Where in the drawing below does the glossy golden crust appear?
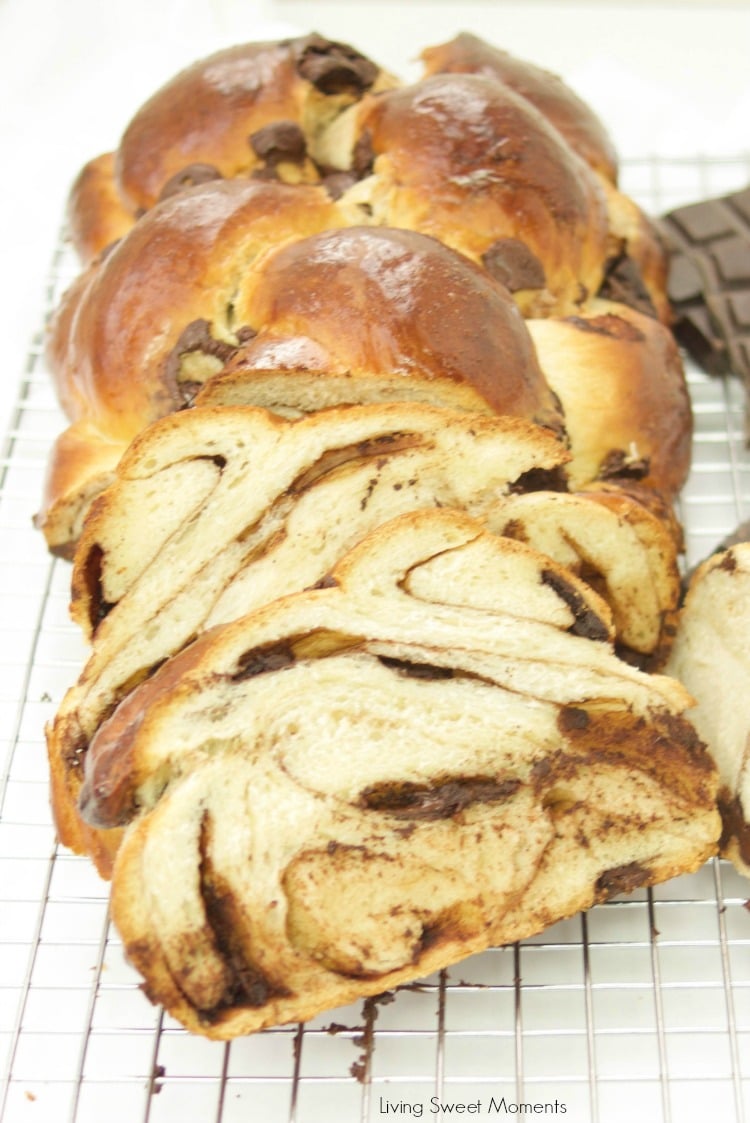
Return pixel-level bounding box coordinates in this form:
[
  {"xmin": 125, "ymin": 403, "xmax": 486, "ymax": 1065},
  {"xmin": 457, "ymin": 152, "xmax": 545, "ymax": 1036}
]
[
  {"xmin": 230, "ymin": 225, "xmax": 562, "ymax": 426},
  {"xmin": 66, "ymin": 153, "xmax": 136, "ymax": 266},
  {"xmin": 420, "ymin": 32, "xmax": 619, "ymax": 183},
  {"xmin": 48, "ymin": 179, "xmax": 344, "ymax": 432},
  {"xmin": 116, "ymin": 35, "xmax": 394, "ymax": 213},
  {"xmin": 354, "ymin": 72, "xmax": 611, "ymax": 315}
]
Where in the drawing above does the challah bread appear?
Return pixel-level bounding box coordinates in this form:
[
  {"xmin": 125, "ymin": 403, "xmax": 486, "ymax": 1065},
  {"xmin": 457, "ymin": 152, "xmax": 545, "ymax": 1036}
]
[
  {"xmin": 666, "ymin": 540, "xmax": 750, "ymax": 877},
  {"xmin": 77, "ymin": 509, "xmax": 718, "ymax": 1038},
  {"xmin": 47, "ymin": 402, "xmax": 569, "ymax": 874},
  {"xmin": 39, "ymin": 31, "xmax": 686, "ymax": 559}
]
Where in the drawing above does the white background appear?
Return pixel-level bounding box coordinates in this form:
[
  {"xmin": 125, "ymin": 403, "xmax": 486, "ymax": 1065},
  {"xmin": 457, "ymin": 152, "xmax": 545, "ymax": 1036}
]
[{"xmin": 1, "ymin": 0, "xmax": 749, "ymax": 451}]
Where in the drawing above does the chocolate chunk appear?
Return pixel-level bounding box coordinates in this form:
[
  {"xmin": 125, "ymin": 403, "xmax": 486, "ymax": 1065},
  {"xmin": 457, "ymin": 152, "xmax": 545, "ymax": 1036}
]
[
  {"xmin": 718, "ymin": 789, "xmax": 750, "ymax": 868},
  {"xmin": 509, "ymin": 465, "xmax": 569, "ymax": 494},
  {"xmin": 359, "ymin": 776, "xmax": 521, "ymax": 820},
  {"xmin": 481, "ymin": 238, "xmax": 546, "ymax": 292},
  {"xmin": 82, "ymin": 543, "xmax": 115, "ymax": 633},
  {"xmin": 595, "ymin": 861, "xmax": 650, "ymax": 898},
  {"xmin": 597, "ymin": 447, "xmax": 650, "ymax": 483},
  {"xmin": 158, "ymin": 163, "xmax": 223, "ymax": 202},
  {"xmin": 351, "ymin": 129, "xmax": 375, "ymax": 177},
  {"xmin": 231, "ymin": 642, "xmax": 296, "ymax": 681},
  {"xmin": 163, "ymin": 319, "xmax": 244, "ymax": 406},
  {"xmin": 558, "ymin": 706, "xmax": 590, "ymax": 733},
  {"xmin": 597, "ymin": 253, "xmax": 657, "ymax": 318},
  {"xmin": 249, "ymin": 121, "xmax": 307, "ymax": 165},
  {"xmin": 321, "ymin": 170, "xmax": 359, "ymax": 199},
  {"xmin": 295, "ymin": 34, "xmax": 379, "ymax": 95},
  {"xmin": 377, "ymin": 656, "xmax": 454, "ymax": 680},
  {"xmin": 541, "ymin": 568, "xmax": 610, "ymax": 642},
  {"xmin": 660, "ymin": 186, "xmax": 750, "ymax": 393}
]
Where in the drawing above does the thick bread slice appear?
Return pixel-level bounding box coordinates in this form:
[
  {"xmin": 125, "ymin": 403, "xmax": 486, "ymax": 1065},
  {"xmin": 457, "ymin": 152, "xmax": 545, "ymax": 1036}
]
[
  {"xmin": 198, "ymin": 297, "xmax": 691, "ymax": 501},
  {"xmin": 48, "ymin": 402, "xmax": 568, "ymax": 869},
  {"xmin": 666, "ymin": 542, "xmax": 750, "ymax": 877},
  {"xmin": 85, "ymin": 509, "xmax": 719, "ymax": 1038}
]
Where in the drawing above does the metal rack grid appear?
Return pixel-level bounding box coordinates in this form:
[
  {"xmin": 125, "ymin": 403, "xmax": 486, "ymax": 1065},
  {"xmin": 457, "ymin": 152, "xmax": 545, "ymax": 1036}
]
[{"xmin": 2, "ymin": 154, "xmax": 750, "ymax": 1123}]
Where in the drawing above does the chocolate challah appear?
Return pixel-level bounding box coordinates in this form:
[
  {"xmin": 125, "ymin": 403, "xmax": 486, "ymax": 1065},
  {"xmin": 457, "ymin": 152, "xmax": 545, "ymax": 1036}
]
[
  {"xmin": 83, "ymin": 510, "xmax": 717, "ymax": 1038},
  {"xmin": 40, "ymin": 31, "xmax": 722, "ymax": 1040},
  {"xmin": 37, "ymin": 31, "xmax": 689, "ymax": 557}
]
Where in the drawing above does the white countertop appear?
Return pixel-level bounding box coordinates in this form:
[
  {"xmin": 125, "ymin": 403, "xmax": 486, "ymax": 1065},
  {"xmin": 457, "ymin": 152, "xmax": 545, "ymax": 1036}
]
[{"xmin": 1, "ymin": 0, "xmax": 749, "ymax": 458}]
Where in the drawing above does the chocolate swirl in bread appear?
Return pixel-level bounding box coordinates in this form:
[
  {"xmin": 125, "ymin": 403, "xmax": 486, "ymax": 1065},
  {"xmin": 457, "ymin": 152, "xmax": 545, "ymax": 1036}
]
[{"xmin": 75, "ymin": 510, "xmax": 717, "ymax": 1037}]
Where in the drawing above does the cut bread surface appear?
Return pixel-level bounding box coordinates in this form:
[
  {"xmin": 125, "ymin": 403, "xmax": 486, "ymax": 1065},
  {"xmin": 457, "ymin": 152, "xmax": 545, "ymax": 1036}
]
[{"xmin": 73, "ymin": 509, "xmax": 719, "ymax": 1038}]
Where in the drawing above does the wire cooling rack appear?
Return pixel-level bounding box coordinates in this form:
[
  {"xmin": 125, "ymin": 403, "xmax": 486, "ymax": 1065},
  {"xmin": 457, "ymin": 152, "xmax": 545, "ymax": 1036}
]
[{"xmin": 2, "ymin": 154, "xmax": 750, "ymax": 1123}]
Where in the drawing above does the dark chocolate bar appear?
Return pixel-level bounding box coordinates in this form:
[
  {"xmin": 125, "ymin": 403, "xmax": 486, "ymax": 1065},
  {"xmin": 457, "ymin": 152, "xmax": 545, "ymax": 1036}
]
[{"xmin": 660, "ymin": 186, "xmax": 750, "ymax": 388}]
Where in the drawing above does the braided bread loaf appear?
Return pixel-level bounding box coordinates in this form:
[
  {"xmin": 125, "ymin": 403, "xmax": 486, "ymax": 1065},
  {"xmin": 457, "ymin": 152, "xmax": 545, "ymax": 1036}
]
[
  {"xmin": 41, "ymin": 32, "xmax": 720, "ymax": 1039},
  {"xmin": 36, "ymin": 32, "xmax": 690, "ymax": 557}
]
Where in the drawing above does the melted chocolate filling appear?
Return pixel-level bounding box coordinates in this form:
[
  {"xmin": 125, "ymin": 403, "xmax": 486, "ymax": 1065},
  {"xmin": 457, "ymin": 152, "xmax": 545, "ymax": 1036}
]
[
  {"xmin": 541, "ymin": 568, "xmax": 610, "ymax": 641},
  {"xmin": 249, "ymin": 121, "xmax": 307, "ymax": 165},
  {"xmin": 294, "ymin": 34, "xmax": 379, "ymax": 95},
  {"xmin": 230, "ymin": 641, "xmax": 296, "ymax": 682},
  {"xmin": 597, "ymin": 447, "xmax": 650, "ymax": 483},
  {"xmin": 163, "ymin": 319, "xmax": 256, "ymax": 407},
  {"xmin": 481, "ymin": 238, "xmax": 546, "ymax": 292},
  {"xmin": 158, "ymin": 163, "xmax": 224, "ymax": 203},
  {"xmin": 595, "ymin": 861, "xmax": 651, "ymax": 898},
  {"xmin": 198, "ymin": 813, "xmax": 289, "ymax": 1018},
  {"xmin": 718, "ymin": 790, "xmax": 750, "ymax": 867},
  {"xmin": 377, "ymin": 656, "xmax": 454, "ymax": 680},
  {"xmin": 359, "ymin": 776, "xmax": 521, "ymax": 821},
  {"xmin": 83, "ymin": 543, "xmax": 115, "ymax": 633}
]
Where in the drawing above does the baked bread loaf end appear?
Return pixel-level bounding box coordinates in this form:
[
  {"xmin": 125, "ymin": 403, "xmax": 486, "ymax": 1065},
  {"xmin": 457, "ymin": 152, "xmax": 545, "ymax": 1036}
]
[{"xmin": 666, "ymin": 539, "xmax": 750, "ymax": 877}]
